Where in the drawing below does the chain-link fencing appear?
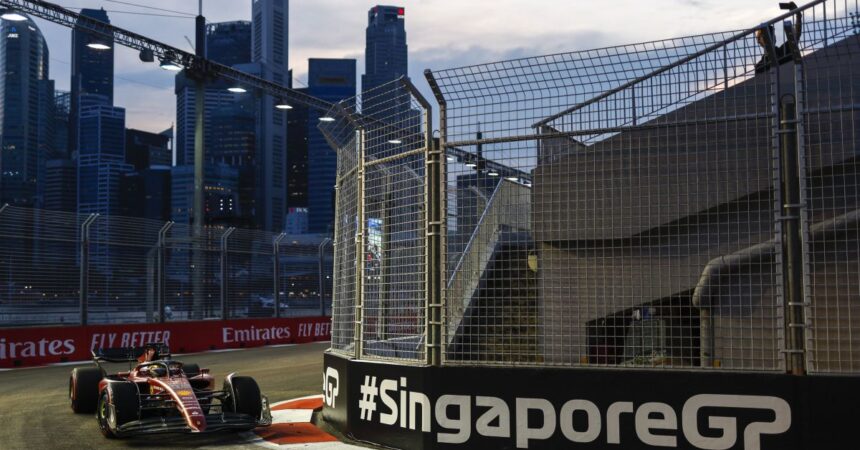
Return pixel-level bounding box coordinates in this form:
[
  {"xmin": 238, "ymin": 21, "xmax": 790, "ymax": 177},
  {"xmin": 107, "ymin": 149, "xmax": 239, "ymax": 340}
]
[
  {"xmin": 321, "ymin": 78, "xmax": 431, "ymax": 363},
  {"xmin": 326, "ymin": 0, "xmax": 860, "ymax": 374},
  {"xmin": 0, "ymin": 205, "xmax": 333, "ymax": 326},
  {"xmin": 423, "ymin": 0, "xmax": 860, "ymax": 372}
]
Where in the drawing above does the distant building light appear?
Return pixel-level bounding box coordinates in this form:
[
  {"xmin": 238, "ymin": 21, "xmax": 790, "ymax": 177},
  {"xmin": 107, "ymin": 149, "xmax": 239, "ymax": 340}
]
[
  {"xmin": 319, "ymin": 116, "xmax": 335, "ymax": 122},
  {"xmin": 488, "ymin": 171, "xmax": 499, "ymax": 177},
  {"xmin": 275, "ymin": 102, "xmax": 293, "ymax": 110},
  {"xmin": 505, "ymin": 176, "xmax": 518, "ymax": 182},
  {"xmin": 465, "ymin": 162, "xmax": 477, "ymax": 168},
  {"xmin": 228, "ymin": 86, "xmax": 247, "ymax": 93},
  {"xmin": 388, "ymin": 139, "xmax": 402, "ymax": 144},
  {"xmin": 446, "ymin": 156, "xmax": 455, "ymax": 162}
]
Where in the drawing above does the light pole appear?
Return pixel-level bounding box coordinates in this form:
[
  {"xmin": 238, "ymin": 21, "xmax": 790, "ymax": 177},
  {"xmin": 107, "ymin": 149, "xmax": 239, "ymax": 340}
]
[{"xmin": 191, "ymin": 0, "xmax": 206, "ymax": 319}]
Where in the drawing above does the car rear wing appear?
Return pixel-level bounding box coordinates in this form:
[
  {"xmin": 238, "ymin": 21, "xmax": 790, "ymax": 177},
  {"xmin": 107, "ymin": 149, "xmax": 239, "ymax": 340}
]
[{"xmin": 92, "ymin": 343, "xmax": 171, "ymax": 373}]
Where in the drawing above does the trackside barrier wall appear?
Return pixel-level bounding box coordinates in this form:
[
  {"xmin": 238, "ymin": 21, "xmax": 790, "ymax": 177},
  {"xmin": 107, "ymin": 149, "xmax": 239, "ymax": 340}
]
[{"xmin": 0, "ymin": 316, "xmax": 331, "ymax": 368}]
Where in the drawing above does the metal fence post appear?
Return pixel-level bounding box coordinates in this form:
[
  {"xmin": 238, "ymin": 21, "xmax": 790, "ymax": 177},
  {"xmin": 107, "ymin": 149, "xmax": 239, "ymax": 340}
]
[
  {"xmin": 157, "ymin": 222, "xmax": 173, "ymax": 323},
  {"xmin": 424, "ymin": 70, "xmax": 447, "ymax": 366},
  {"xmin": 354, "ymin": 129, "xmax": 366, "ymax": 360},
  {"xmin": 220, "ymin": 227, "xmax": 235, "ymax": 320},
  {"xmin": 319, "ymin": 237, "xmax": 332, "ymax": 317},
  {"xmin": 273, "ymin": 232, "xmax": 286, "ymax": 318},
  {"xmin": 767, "ymin": 19, "xmax": 806, "ymax": 375},
  {"xmin": 780, "ymin": 94, "xmax": 806, "ymax": 375},
  {"xmin": 79, "ymin": 214, "xmax": 98, "ymax": 326}
]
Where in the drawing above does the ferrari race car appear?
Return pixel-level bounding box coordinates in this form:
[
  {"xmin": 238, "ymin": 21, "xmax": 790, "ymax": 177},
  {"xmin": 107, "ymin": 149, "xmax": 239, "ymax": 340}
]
[{"xmin": 68, "ymin": 343, "xmax": 272, "ymax": 438}]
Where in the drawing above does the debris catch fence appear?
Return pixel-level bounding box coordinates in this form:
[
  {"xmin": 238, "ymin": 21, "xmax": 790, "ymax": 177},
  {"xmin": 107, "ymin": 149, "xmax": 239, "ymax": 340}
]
[
  {"xmin": 0, "ymin": 206, "xmax": 333, "ymax": 326},
  {"xmin": 327, "ymin": 0, "xmax": 860, "ymax": 374}
]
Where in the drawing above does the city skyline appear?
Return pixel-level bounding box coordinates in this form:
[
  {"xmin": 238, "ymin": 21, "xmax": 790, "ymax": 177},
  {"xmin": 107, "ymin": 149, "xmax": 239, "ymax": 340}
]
[{"xmin": 24, "ymin": 0, "xmax": 784, "ymax": 133}]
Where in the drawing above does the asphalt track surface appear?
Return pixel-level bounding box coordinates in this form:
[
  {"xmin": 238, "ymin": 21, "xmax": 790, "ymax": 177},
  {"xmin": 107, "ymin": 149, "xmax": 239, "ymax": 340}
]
[{"xmin": 0, "ymin": 342, "xmax": 331, "ymax": 450}]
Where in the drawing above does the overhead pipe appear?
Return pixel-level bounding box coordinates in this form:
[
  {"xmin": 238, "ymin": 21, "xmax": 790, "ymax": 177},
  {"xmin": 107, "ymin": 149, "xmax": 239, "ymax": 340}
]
[{"xmin": 694, "ymin": 209, "xmax": 860, "ymax": 368}]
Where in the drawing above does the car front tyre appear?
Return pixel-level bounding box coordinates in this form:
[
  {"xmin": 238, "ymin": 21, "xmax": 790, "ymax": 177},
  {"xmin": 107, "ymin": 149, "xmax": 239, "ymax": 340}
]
[
  {"xmin": 97, "ymin": 390, "xmax": 119, "ymax": 438},
  {"xmin": 224, "ymin": 376, "xmax": 262, "ymax": 431},
  {"xmin": 97, "ymin": 383, "xmax": 139, "ymax": 439}
]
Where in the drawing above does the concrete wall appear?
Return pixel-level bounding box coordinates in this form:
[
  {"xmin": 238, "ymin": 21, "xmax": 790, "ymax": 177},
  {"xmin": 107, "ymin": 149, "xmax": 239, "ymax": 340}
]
[{"xmin": 532, "ymin": 35, "xmax": 860, "ymax": 368}]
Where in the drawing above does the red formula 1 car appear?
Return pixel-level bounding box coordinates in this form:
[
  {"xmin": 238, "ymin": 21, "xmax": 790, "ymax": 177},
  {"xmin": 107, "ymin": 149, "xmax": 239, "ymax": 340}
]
[{"xmin": 68, "ymin": 343, "xmax": 271, "ymax": 438}]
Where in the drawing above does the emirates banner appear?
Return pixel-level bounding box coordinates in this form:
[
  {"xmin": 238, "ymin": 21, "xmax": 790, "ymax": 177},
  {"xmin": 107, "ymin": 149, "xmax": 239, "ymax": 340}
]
[{"xmin": 0, "ymin": 316, "xmax": 331, "ymax": 368}]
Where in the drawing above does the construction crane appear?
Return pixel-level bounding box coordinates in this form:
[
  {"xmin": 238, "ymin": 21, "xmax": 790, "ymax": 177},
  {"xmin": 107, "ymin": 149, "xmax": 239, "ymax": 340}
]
[{"xmin": 0, "ymin": 0, "xmax": 335, "ymax": 113}]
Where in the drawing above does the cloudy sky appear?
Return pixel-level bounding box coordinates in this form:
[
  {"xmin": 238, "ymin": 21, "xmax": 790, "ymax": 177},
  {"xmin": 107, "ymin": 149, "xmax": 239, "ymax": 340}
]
[{"xmin": 31, "ymin": 0, "xmax": 786, "ymax": 132}]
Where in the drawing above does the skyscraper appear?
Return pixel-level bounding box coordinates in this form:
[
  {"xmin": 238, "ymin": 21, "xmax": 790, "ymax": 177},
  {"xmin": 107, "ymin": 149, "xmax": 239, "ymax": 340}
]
[
  {"xmin": 53, "ymin": 91, "xmax": 71, "ymax": 158},
  {"xmin": 175, "ymin": 20, "xmax": 252, "ymax": 167},
  {"xmin": 174, "ymin": 20, "xmax": 256, "ymax": 227},
  {"xmin": 70, "ymin": 8, "xmax": 113, "ymax": 158},
  {"xmin": 77, "ymin": 98, "xmax": 132, "ymax": 217},
  {"xmin": 174, "ymin": 75, "xmax": 241, "ymax": 167},
  {"xmin": 125, "ymin": 128, "xmax": 171, "ymax": 171},
  {"xmin": 171, "ymin": 163, "xmax": 240, "ymax": 227},
  {"xmin": 45, "ymin": 91, "xmax": 75, "ymax": 212},
  {"xmin": 252, "ymin": 0, "xmax": 289, "ymax": 231},
  {"xmin": 120, "ymin": 166, "xmax": 171, "ymax": 221},
  {"xmin": 306, "ymin": 59, "xmax": 356, "ymax": 233},
  {"xmin": 362, "ymin": 6, "xmax": 407, "ymax": 94},
  {"xmin": 44, "ymin": 159, "xmax": 77, "ymax": 212},
  {"xmin": 0, "ymin": 14, "xmax": 53, "ymax": 208},
  {"xmin": 207, "ymin": 21, "xmax": 252, "ymax": 66},
  {"xmin": 209, "ymin": 97, "xmax": 257, "ymax": 225},
  {"xmin": 286, "ymin": 86, "xmax": 309, "ymax": 209}
]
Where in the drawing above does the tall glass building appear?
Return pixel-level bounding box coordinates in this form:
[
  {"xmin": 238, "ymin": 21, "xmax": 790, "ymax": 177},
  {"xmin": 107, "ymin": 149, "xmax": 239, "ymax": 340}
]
[
  {"xmin": 77, "ymin": 97, "xmax": 131, "ymax": 217},
  {"xmin": 306, "ymin": 58, "xmax": 356, "ymax": 233},
  {"xmin": 251, "ymin": 0, "xmax": 290, "ymax": 231},
  {"xmin": 70, "ymin": 8, "xmax": 113, "ymax": 158},
  {"xmin": 286, "ymin": 86, "xmax": 309, "ymax": 209},
  {"xmin": 0, "ymin": 14, "xmax": 53, "ymax": 208},
  {"xmin": 207, "ymin": 21, "xmax": 252, "ymax": 67},
  {"xmin": 174, "ymin": 20, "xmax": 258, "ymax": 228},
  {"xmin": 362, "ymin": 6, "xmax": 407, "ymax": 95}
]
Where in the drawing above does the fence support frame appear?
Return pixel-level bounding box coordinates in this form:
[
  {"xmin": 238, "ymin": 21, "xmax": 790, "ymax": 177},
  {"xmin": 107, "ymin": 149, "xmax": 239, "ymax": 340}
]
[
  {"xmin": 273, "ymin": 232, "xmax": 287, "ymax": 318},
  {"xmin": 354, "ymin": 129, "xmax": 366, "ymax": 359},
  {"xmin": 423, "ymin": 71, "xmax": 446, "ymax": 367},
  {"xmin": 220, "ymin": 227, "xmax": 236, "ymax": 320},
  {"xmin": 319, "ymin": 237, "xmax": 332, "ymax": 317},
  {"xmin": 79, "ymin": 214, "xmax": 98, "ymax": 326},
  {"xmin": 157, "ymin": 221, "xmax": 174, "ymax": 323},
  {"xmin": 768, "ymin": 20, "xmax": 806, "ymax": 375}
]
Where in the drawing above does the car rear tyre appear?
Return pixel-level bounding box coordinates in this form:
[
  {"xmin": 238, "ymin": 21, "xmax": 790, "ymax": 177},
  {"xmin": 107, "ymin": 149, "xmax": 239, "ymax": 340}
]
[
  {"xmin": 224, "ymin": 376, "xmax": 262, "ymax": 426},
  {"xmin": 97, "ymin": 383, "xmax": 139, "ymax": 438},
  {"xmin": 69, "ymin": 367, "xmax": 102, "ymax": 414}
]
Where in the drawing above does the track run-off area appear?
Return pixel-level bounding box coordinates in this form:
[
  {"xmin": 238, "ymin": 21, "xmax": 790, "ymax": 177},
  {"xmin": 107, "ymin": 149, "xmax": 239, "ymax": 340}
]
[{"xmin": 0, "ymin": 342, "xmax": 354, "ymax": 450}]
